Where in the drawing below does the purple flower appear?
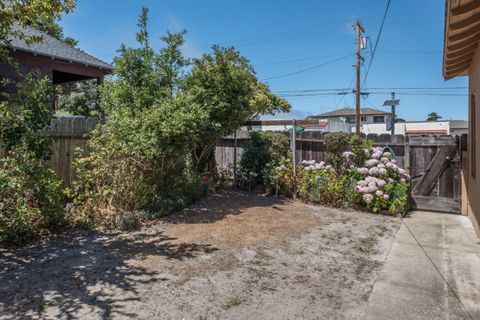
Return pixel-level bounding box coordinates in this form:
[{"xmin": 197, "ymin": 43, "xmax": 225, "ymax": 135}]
[
  {"xmin": 357, "ymin": 167, "xmax": 369, "ymax": 175},
  {"xmin": 371, "ymin": 151, "xmax": 383, "ymax": 160},
  {"xmin": 383, "ymin": 152, "xmax": 392, "ymax": 158},
  {"xmin": 383, "ymin": 194, "xmax": 390, "ymax": 200},
  {"xmin": 365, "ymin": 159, "xmax": 380, "ymax": 167},
  {"xmin": 377, "ymin": 179, "xmax": 386, "ymax": 187},
  {"xmin": 375, "ymin": 190, "xmax": 384, "ymax": 196}
]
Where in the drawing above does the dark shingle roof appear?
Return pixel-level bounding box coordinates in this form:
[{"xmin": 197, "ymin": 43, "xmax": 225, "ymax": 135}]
[
  {"xmin": 311, "ymin": 107, "xmax": 389, "ymax": 118},
  {"xmin": 9, "ymin": 23, "xmax": 113, "ymax": 70}
]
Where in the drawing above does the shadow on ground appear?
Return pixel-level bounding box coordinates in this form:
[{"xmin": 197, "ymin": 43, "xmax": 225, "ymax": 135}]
[
  {"xmin": 163, "ymin": 192, "xmax": 289, "ymax": 224},
  {"xmin": 0, "ymin": 229, "xmax": 217, "ymax": 319},
  {"xmin": 0, "ymin": 192, "xmax": 288, "ymax": 319}
]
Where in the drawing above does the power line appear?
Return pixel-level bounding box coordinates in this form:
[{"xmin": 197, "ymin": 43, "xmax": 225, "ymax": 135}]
[
  {"xmin": 253, "ymin": 53, "xmax": 348, "ymax": 67},
  {"xmin": 277, "ymin": 92, "xmax": 466, "ymax": 97},
  {"xmin": 262, "ymin": 54, "xmax": 353, "ymax": 81},
  {"xmin": 363, "ymin": 0, "xmax": 392, "ymax": 88},
  {"xmin": 275, "ymin": 86, "xmax": 467, "ymax": 93}
]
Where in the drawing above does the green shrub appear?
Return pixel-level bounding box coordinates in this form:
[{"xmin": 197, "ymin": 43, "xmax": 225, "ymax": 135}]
[
  {"xmin": 263, "ymin": 156, "xmax": 294, "ymax": 196},
  {"xmin": 239, "ymin": 131, "xmax": 290, "ymax": 186},
  {"xmin": 293, "ymin": 136, "xmax": 409, "ymax": 215},
  {"xmin": 0, "ymin": 72, "xmax": 67, "ymax": 245},
  {"xmin": 69, "ymin": 9, "xmax": 289, "ymax": 228},
  {"xmin": 0, "ymin": 153, "xmax": 65, "ymax": 244}
]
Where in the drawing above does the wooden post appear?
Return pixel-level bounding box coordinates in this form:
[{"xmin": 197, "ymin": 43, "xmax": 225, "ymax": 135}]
[
  {"xmin": 292, "ymin": 120, "xmax": 297, "ymax": 199},
  {"xmin": 461, "ymin": 150, "xmax": 469, "ymax": 216},
  {"xmin": 233, "ymin": 130, "xmax": 237, "ymax": 191}
]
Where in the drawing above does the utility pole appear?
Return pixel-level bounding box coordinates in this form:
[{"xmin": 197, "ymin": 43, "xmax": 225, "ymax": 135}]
[
  {"xmin": 382, "ymin": 93, "xmax": 400, "ymax": 135},
  {"xmin": 354, "ymin": 20, "xmax": 364, "ymax": 135}
]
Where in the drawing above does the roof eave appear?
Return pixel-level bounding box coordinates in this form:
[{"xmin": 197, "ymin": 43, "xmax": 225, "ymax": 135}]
[
  {"xmin": 11, "ymin": 46, "xmax": 113, "ymax": 73},
  {"xmin": 443, "ymin": 0, "xmax": 480, "ymax": 80}
]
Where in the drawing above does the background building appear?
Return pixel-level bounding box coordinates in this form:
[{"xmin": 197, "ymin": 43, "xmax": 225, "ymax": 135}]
[{"xmin": 307, "ymin": 107, "xmax": 390, "ymax": 125}]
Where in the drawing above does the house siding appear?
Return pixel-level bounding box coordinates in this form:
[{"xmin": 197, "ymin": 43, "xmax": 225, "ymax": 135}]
[{"xmin": 467, "ymin": 46, "xmax": 480, "ymax": 236}]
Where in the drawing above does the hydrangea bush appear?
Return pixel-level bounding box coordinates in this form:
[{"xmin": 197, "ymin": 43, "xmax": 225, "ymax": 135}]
[
  {"xmin": 295, "ymin": 144, "xmax": 410, "ymax": 214},
  {"xmin": 352, "ymin": 147, "xmax": 410, "ymax": 213}
]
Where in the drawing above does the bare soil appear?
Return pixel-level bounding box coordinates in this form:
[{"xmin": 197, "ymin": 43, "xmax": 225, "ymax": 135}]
[{"xmin": 0, "ymin": 193, "xmax": 400, "ymax": 320}]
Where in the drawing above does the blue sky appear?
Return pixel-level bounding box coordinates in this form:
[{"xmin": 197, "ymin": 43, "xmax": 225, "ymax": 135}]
[{"xmin": 60, "ymin": 0, "xmax": 468, "ymax": 121}]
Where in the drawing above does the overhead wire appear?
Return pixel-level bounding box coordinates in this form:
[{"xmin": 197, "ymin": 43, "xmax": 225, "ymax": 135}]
[
  {"xmin": 362, "ymin": 0, "xmax": 392, "ymax": 89},
  {"xmin": 262, "ymin": 54, "xmax": 353, "ymax": 81}
]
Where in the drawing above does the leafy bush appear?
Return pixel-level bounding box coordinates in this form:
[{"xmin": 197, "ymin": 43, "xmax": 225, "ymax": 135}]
[
  {"xmin": 0, "ymin": 73, "xmax": 67, "ymax": 245},
  {"xmin": 0, "ymin": 153, "xmax": 65, "ymax": 244},
  {"xmin": 294, "ymin": 137, "xmax": 409, "ymax": 214},
  {"xmin": 70, "ymin": 8, "xmax": 290, "ymax": 228},
  {"xmin": 262, "ymin": 156, "xmax": 294, "ymax": 196},
  {"xmin": 239, "ymin": 131, "xmax": 290, "ymax": 187},
  {"xmin": 352, "ymin": 147, "xmax": 410, "ymax": 213}
]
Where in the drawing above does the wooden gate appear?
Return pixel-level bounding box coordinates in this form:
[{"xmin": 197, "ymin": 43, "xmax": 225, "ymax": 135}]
[{"xmin": 409, "ymin": 136, "xmax": 462, "ymax": 213}]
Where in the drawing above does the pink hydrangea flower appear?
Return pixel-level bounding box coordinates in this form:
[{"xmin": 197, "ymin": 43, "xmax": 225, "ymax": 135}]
[{"xmin": 357, "ymin": 167, "xmax": 368, "ymax": 175}]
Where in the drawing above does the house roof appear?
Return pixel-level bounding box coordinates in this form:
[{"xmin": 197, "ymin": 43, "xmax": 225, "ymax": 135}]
[
  {"xmin": 8, "ymin": 23, "xmax": 113, "ymax": 71},
  {"xmin": 443, "ymin": 0, "xmax": 480, "ymax": 79},
  {"xmin": 310, "ymin": 107, "xmax": 389, "ymax": 118},
  {"xmin": 449, "ymin": 119, "xmax": 468, "ymax": 129}
]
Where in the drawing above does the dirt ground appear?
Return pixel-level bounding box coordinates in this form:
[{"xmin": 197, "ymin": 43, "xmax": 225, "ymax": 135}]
[{"xmin": 0, "ymin": 193, "xmax": 401, "ymax": 320}]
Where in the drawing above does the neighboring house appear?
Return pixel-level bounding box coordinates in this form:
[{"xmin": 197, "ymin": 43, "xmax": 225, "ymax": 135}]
[
  {"xmin": 443, "ymin": 0, "xmax": 480, "ymax": 236},
  {"xmin": 0, "ymin": 23, "xmax": 112, "ymax": 102},
  {"xmin": 307, "ymin": 107, "xmax": 390, "ymax": 125},
  {"xmin": 240, "ymin": 119, "xmax": 351, "ymax": 133},
  {"xmin": 360, "ymin": 120, "xmax": 467, "ymax": 136},
  {"xmin": 449, "ymin": 119, "xmax": 469, "ymax": 135}
]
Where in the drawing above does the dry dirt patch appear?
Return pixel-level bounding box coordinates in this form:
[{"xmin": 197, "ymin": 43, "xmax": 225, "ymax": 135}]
[{"xmin": 0, "ymin": 193, "xmax": 400, "ymax": 320}]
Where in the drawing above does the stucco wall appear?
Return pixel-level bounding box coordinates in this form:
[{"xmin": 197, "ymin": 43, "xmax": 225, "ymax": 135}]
[{"xmin": 468, "ymin": 47, "xmax": 480, "ymax": 236}]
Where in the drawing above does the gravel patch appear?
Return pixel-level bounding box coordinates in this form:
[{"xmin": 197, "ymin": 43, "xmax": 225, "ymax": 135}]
[{"xmin": 0, "ymin": 193, "xmax": 400, "ymax": 320}]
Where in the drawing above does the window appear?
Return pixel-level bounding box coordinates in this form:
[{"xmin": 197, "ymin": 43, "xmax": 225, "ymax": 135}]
[
  {"xmin": 471, "ymin": 92, "xmax": 477, "ymax": 178},
  {"xmin": 373, "ymin": 116, "xmax": 385, "ymax": 123},
  {"xmin": 345, "ymin": 116, "xmax": 355, "ymax": 123},
  {"xmin": 361, "ymin": 116, "xmax": 367, "ymax": 122}
]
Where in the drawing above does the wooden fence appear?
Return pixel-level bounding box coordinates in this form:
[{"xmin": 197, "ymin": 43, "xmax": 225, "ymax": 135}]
[
  {"xmin": 0, "ymin": 116, "xmax": 100, "ymax": 186},
  {"xmin": 216, "ymin": 131, "xmax": 407, "ymax": 169},
  {"xmin": 216, "ymin": 131, "xmax": 466, "ymax": 213}
]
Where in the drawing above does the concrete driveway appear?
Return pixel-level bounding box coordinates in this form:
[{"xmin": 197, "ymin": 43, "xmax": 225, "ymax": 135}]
[{"xmin": 362, "ymin": 211, "xmax": 480, "ymax": 320}]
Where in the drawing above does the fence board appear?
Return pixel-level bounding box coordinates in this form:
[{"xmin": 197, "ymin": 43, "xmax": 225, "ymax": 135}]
[{"xmin": 0, "ymin": 116, "xmax": 100, "ymax": 186}]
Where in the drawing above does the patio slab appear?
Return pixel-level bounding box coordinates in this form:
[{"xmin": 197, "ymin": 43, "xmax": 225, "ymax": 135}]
[{"xmin": 362, "ymin": 211, "xmax": 480, "ymax": 320}]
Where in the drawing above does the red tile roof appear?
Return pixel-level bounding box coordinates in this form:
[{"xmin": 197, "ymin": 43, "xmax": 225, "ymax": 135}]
[
  {"xmin": 303, "ymin": 121, "xmax": 328, "ymax": 128},
  {"xmin": 405, "ymin": 129, "xmax": 447, "ymax": 135}
]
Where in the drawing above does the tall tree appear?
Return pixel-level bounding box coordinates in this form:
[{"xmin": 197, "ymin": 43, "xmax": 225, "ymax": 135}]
[{"xmin": 426, "ymin": 112, "xmax": 442, "ymax": 121}]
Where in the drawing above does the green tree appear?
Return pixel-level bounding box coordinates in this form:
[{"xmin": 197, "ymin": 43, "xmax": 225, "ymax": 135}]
[
  {"xmin": 0, "ymin": 0, "xmax": 76, "ymax": 61},
  {"xmin": 72, "ymin": 7, "xmax": 290, "ymax": 227},
  {"xmin": 426, "ymin": 112, "xmax": 442, "ymax": 121},
  {"xmin": 184, "ymin": 45, "xmax": 290, "ymax": 168}
]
